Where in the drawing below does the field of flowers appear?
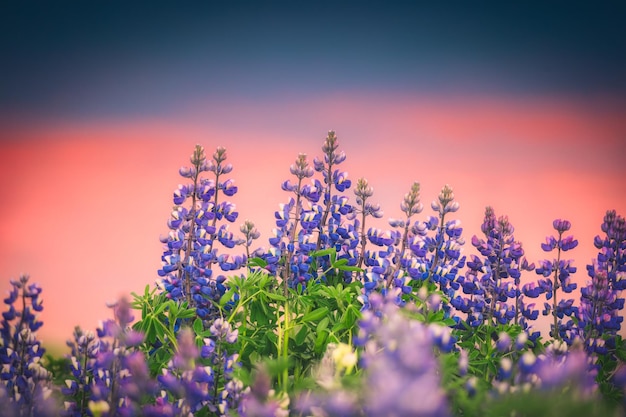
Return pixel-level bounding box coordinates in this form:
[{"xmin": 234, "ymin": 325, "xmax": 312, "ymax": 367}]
[{"xmin": 2, "ymin": 132, "xmax": 625, "ymax": 416}]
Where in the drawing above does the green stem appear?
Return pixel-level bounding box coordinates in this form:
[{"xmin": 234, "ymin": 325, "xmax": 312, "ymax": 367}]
[
  {"xmin": 226, "ymin": 289, "xmax": 264, "ymax": 324},
  {"xmin": 79, "ymin": 343, "xmax": 89, "ymax": 415},
  {"xmin": 488, "ymin": 258, "xmax": 502, "ymax": 326},
  {"xmin": 282, "ymin": 301, "xmax": 290, "ymax": 392},
  {"xmin": 357, "ymin": 204, "xmax": 368, "ymax": 270},
  {"xmin": 387, "ymin": 220, "xmax": 411, "ymax": 289},
  {"xmin": 426, "ymin": 213, "xmax": 447, "ymax": 286},
  {"xmin": 552, "ymin": 235, "xmax": 562, "ymax": 340},
  {"xmin": 315, "ymin": 160, "xmax": 334, "ymax": 250},
  {"xmin": 181, "ymin": 164, "xmax": 200, "ymax": 307}
]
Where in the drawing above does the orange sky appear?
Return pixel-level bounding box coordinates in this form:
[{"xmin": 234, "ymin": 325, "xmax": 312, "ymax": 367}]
[{"xmin": 1, "ymin": 94, "xmax": 625, "ymax": 349}]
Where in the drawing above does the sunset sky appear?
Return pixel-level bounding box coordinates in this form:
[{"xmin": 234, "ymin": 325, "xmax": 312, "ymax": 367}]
[{"xmin": 1, "ymin": 3, "xmax": 625, "ymax": 349}]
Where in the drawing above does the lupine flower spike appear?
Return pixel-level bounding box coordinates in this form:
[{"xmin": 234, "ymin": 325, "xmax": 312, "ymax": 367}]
[
  {"xmin": 158, "ymin": 145, "xmax": 244, "ymax": 321},
  {"xmin": 580, "ymin": 210, "xmax": 625, "ymax": 358},
  {"xmin": 463, "ymin": 208, "xmax": 530, "ymax": 327},
  {"xmin": 536, "ymin": 219, "xmax": 579, "ymax": 343},
  {"xmin": 0, "ymin": 275, "xmax": 55, "ymax": 417}
]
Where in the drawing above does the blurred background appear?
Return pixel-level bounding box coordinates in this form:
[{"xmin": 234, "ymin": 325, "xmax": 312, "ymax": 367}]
[{"xmin": 1, "ymin": 2, "xmax": 625, "ymax": 350}]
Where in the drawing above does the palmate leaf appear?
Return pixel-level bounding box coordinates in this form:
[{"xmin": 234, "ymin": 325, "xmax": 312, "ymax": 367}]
[{"xmin": 177, "ymin": 307, "xmax": 196, "ymax": 320}]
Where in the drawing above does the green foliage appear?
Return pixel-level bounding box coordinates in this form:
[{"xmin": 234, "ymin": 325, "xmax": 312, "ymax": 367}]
[
  {"xmin": 453, "ymin": 321, "xmax": 538, "ymax": 384},
  {"xmin": 219, "ymin": 251, "xmax": 364, "ymax": 395},
  {"xmin": 43, "ymin": 353, "xmax": 71, "ymax": 387},
  {"xmin": 482, "ymin": 390, "xmax": 620, "ymax": 417},
  {"xmin": 130, "ymin": 285, "xmax": 195, "ymax": 375},
  {"xmin": 596, "ymin": 335, "xmax": 626, "ymax": 406}
]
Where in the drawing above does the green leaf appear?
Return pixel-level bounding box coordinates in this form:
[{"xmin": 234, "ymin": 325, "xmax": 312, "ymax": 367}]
[
  {"xmin": 132, "ymin": 321, "xmax": 144, "ymax": 333},
  {"xmin": 333, "ymin": 258, "xmax": 349, "ymax": 267},
  {"xmin": 310, "ymin": 248, "xmax": 335, "ymax": 258},
  {"xmin": 443, "ymin": 318, "xmax": 457, "ymax": 326},
  {"xmin": 145, "ymin": 319, "xmax": 156, "ymax": 343},
  {"xmin": 154, "ymin": 320, "xmax": 165, "ymax": 341},
  {"xmin": 301, "ymin": 307, "xmax": 329, "ymax": 323},
  {"xmin": 314, "ymin": 329, "xmax": 329, "ymax": 352},
  {"xmin": 155, "ymin": 301, "xmax": 169, "ymax": 315},
  {"xmin": 248, "ymin": 257, "xmax": 268, "ymax": 268},
  {"xmin": 167, "ymin": 300, "xmax": 178, "ymax": 317},
  {"xmin": 220, "ymin": 288, "xmax": 236, "ymax": 306},
  {"xmin": 177, "ymin": 309, "xmax": 196, "ymax": 319},
  {"xmin": 331, "ymin": 322, "xmax": 347, "ymax": 333},
  {"xmin": 615, "ymin": 346, "xmax": 626, "ymax": 362},
  {"xmin": 265, "ymin": 292, "xmax": 287, "ymax": 302},
  {"xmin": 265, "ymin": 331, "xmax": 278, "ymax": 346},
  {"xmin": 317, "ymin": 317, "xmax": 330, "ymax": 333},
  {"xmin": 293, "ymin": 325, "xmax": 308, "ymax": 346},
  {"xmin": 337, "ymin": 265, "xmax": 363, "ymax": 272},
  {"xmin": 193, "ymin": 318, "xmax": 203, "ymax": 334}
]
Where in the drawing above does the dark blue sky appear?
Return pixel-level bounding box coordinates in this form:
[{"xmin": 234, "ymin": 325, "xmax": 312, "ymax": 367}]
[{"xmin": 2, "ymin": 2, "xmax": 625, "ymax": 121}]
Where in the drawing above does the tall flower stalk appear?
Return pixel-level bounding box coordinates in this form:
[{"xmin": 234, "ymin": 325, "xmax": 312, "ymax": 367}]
[
  {"xmin": 352, "ymin": 177, "xmax": 382, "ymax": 271},
  {"xmin": 467, "ymin": 209, "xmax": 527, "ymax": 326},
  {"xmin": 63, "ymin": 298, "xmax": 150, "ymax": 417},
  {"xmin": 580, "ymin": 210, "xmax": 625, "ymax": 354},
  {"xmin": 158, "ymin": 145, "xmax": 243, "ymax": 321},
  {"xmin": 0, "ymin": 275, "xmax": 54, "ymax": 417},
  {"xmin": 422, "ymin": 184, "xmax": 465, "ymax": 293},
  {"xmin": 387, "ymin": 182, "xmax": 424, "ymax": 291},
  {"xmin": 313, "ymin": 131, "xmax": 351, "ymax": 249},
  {"xmin": 268, "ymin": 153, "xmax": 316, "ymax": 390},
  {"xmin": 536, "ymin": 219, "xmax": 579, "ymax": 343}
]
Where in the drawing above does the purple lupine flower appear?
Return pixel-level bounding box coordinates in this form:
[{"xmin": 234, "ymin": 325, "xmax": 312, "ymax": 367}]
[
  {"xmin": 369, "ymin": 183, "xmax": 466, "ymax": 316},
  {"xmin": 352, "ymin": 178, "xmax": 383, "ymax": 266},
  {"xmin": 240, "ymin": 366, "xmax": 290, "ymax": 417},
  {"xmin": 421, "ymin": 185, "xmax": 466, "ymax": 293},
  {"xmin": 459, "ymin": 208, "xmax": 533, "ymax": 331},
  {"xmin": 240, "ymin": 220, "xmax": 262, "ymax": 261},
  {"xmin": 0, "ymin": 275, "xmax": 56, "ymax": 417},
  {"xmin": 155, "ymin": 325, "xmax": 242, "ymax": 416},
  {"xmin": 361, "ymin": 290, "xmax": 451, "ymax": 417},
  {"xmin": 158, "ymin": 145, "xmax": 245, "ymax": 322},
  {"xmin": 536, "ymin": 218, "xmax": 579, "ymax": 344},
  {"xmin": 307, "ymin": 132, "xmax": 360, "ymax": 285},
  {"xmin": 384, "ymin": 182, "xmax": 424, "ymax": 294},
  {"xmin": 157, "ymin": 329, "xmax": 213, "ymax": 415},
  {"xmin": 535, "ymin": 348, "xmax": 595, "ymax": 396},
  {"xmin": 289, "ymin": 153, "xmax": 315, "ymax": 179},
  {"xmin": 496, "ymin": 331, "xmax": 512, "ymax": 352},
  {"xmin": 312, "ymin": 290, "xmax": 450, "ymax": 417},
  {"xmin": 266, "ymin": 135, "xmax": 362, "ymax": 290},
  {"xmin": 61, "ymin": 297, "xmax": 155, "ymax": 417},
  {"xmin": 153, "ymin": 319, "xmax": 242, "ymax": 416},
  {"xmin": 266, "ymin": 154, "xmax": 316, "ymax": 290},
  {"xmin": 62, "ymin": 327, "xmax": 100, "ymax": 417},
  {"xmin": 579, "ymin": 210, "xmax": 625, "ymax": 359}
]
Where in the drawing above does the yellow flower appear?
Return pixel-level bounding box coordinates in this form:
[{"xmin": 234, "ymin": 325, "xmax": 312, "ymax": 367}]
[
  {"xmin": 88, "ymin": 400, "xmax": 110, "ymax": 417},
  {"xmin": 331, "ymin": 343, "xmax": 357, "ymax": 373}
]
